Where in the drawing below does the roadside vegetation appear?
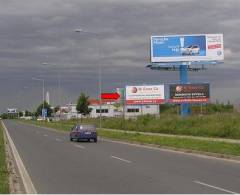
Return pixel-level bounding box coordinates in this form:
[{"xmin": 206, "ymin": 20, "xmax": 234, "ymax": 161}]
[
  {"xmin": 98, "ymin": 130, "xmax": 240, "ymax": 156},
  {"xmin": 24, "ymin": 112, "xmax": 240, "ymax": 139},
  {"xmin": 0, "ymin": 123, "xmax": 9, "ymax": 193}
]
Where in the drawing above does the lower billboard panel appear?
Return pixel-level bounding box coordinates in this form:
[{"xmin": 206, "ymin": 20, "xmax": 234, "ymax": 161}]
[
  {"xmin": 126, "ymin": 99, "xmax": 164, "ymax": 105},
  {"xmin": 169, "ymin": 83, "xmax": 210, "ymax": 103},
  {"xmin": 168, "ymin": 98, "xmax": 209, "ymax": 103},
  {"xmin": 126, "ymin": 85, "xmax": 165, "ymax": 105}
]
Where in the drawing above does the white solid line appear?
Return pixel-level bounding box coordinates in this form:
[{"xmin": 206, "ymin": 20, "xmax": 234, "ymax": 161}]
[
  {"xmin": 1, "ymin": 121, "xmax": 37, "ymax": 194},
  {"xmin": 101, "ymin": 138, "xmax": 240, "ymax": 164},
  {"xmin": 74, "ymin": 144, "xmax": 85, "ymax": 149},
  {"xmin": 111, "ymin": 155, "xmax": 132, "ymax": 163},
  {"xmin": 194, "ymin": 180, "xmax": 237, "ymax": 194}
]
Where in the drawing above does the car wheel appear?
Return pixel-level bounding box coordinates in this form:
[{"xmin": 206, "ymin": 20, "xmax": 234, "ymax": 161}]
[
  {"xmin": 94, "ymin": 138, "xmax": 97, "ymax": 143},
  {"xmin": 70, "ymin": 138, "xmax": 73, "ymax": 141}
]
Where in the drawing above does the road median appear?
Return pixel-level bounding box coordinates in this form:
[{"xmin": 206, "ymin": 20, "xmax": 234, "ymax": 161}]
[{"xmin": 0, "ymin": 121, "xmax": 9, "ymax": 193}]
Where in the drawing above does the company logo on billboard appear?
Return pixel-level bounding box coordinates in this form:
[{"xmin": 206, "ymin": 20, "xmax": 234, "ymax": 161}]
[
  {"xmin": 217, "ymin": 50, "xmax": 222, "ymax": 56},
  {"xmin": 131, "ymin": 86, "xmax": 159, "ymax": 93},
  {"xmin": 208, "ymin": 44, "xmax": 221, "ymax": 49},
  {"xmin": 176, "ymin": 86, "xmax": 183, "ymax": 92},
  {"xmin": 131, "ymin": 87, "xmax": 138, "ymax": 93}
]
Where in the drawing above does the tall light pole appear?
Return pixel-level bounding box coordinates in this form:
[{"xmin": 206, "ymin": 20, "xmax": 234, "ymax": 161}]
[
  {"xmin": 32, "ymin": 77, "xmax": 45, "ymax": 119},
  {"xmin": 74, "ymin": 28, "xmax": 102, "ymax": 129},
  {"xmin": 42, "ymin": 62, "xmax": 62, "ymax": 118}
]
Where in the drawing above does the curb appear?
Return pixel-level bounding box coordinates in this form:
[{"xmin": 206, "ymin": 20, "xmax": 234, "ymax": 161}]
[
  {"xmin": 2, "ymin": 122, "xmax": 23, "ymax": 193},
  {"xmin": 1, "ymin": 121, "xmax": 37, "ymax": 194}
]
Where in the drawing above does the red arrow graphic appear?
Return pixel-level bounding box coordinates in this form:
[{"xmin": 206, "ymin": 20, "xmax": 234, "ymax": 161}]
[{"xmin": 101, "ymin": 93, "xmax": 120, "ymax": 100}]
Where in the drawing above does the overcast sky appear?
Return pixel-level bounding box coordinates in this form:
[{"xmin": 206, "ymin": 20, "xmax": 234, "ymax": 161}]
[{"xmin": 0, "ymin": 0, "xmax": 240, "ymax": 112}]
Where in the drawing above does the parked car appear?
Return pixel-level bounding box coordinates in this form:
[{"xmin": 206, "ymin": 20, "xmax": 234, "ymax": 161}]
[
  {"xmin": 181, "ymin": 45, "xmax": 200, "ymax": 55},
  {"xmin": 70, "ymin": 124, "xmax": 97, "ymax": 142}
]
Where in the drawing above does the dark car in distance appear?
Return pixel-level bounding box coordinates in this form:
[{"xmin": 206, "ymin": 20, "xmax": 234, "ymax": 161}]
[{"xmin": 70, "ymin": 124, "xmax": 97, "ymax": 142}]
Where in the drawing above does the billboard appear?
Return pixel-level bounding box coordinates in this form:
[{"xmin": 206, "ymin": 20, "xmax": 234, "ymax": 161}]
[
  {"xmin": 151, "ymin": 34, "xmax": 224, "ymax": 62},
  {"xmin": 126, "ymin": 85, "xmax": 165, "ymax": 105},
  {"xmin": 169, "ymin": 83, "xmax": 210, "ymax": 103},
  {"xmin": 7, "ymin": 108, "xmax": 17, "ymax": 113}
]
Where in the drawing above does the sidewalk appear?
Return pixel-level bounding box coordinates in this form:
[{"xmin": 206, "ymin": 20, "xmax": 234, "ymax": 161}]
[{"xmin": 100, "ymin": 128, "xmax": 240, "ymax": 144}]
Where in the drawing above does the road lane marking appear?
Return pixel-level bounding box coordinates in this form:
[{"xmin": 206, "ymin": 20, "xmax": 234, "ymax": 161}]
[
  {"xmin": 43, "ymin": 134, "xmax": 48, "ymax": 137},
  {"xmin": 193, "ymin": 180, "xmax": 237, "ymax": 194},
  {"xmin": 55, "ymin": 138, "xmax": 62, "ymax": 142},
  {"xmin": 74, "ymin": 144, "xmax": 85, "ymax": 149},
  {"xmin": 1, "ymin": 121, "xmax": 37, "ymax": 194},
  {"xmin": 111, "ymin": 155, "xmax": 132, "ymax": 163}
]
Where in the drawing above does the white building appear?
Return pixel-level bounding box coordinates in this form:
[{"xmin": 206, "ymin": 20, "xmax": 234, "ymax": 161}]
[
  {"xmin": 125, "ymin": 104, "xmax": 159, "ymax": 118},
  {"xmin": 64, "ymin": 99, "xmax": 159, "ymax": 119}
]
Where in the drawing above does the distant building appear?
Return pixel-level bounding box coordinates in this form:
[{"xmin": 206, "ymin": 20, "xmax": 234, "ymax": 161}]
[
  {"xmin": 61, "ymin": 99, "xmax": 159, "ymax": 119},
  {"xmin": 46, "ymin": 91, "xmax": 50, "ymax": 104}
]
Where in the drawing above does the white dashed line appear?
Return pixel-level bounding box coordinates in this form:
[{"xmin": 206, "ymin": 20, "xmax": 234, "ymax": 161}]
[
  {"xmin": 193, "ymin": 180, "xmax": 237, "ymax": 194},
  {"xmin": 74, "ymin": 144, "xmax": 85, "ymax": 149},
  {"xmin": 55, "ymin": 138, "xmax": 62, "ymax": 142},
  {"xmin": 43, "ymin": 134, "xmax": 48, "ymax": 137},
  {"xmin": 111, "ymin": 156, "xmax": 132, "ymax": 163}
]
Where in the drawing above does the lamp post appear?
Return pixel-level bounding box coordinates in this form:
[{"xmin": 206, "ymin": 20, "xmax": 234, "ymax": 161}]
[
  {"xmin": 42, "ymin": 62, "xmax": 62, "ymax": 118},
  {"xmin": 32, "ymin": 77, "xmax": 45, "ymax": 119},
  {"xmin": 74, "ymin": 28, "xmax": 102, "ymax": 129}
]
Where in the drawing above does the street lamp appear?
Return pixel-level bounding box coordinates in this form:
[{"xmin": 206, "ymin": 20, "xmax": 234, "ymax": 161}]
[
  {"xmin": 32, "ymin": 77, "xmax": 45, "ymax": 119},
  {"xmin": 74, "ymin": 28, "xmax": 102, "ymax": 129},
  {"xmin": 41, "ymin": 62, "xmax": 62, "ymax": 118}
]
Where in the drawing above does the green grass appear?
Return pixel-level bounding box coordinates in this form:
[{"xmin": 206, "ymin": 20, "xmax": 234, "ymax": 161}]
[
  {"xmin": 98, "ymin": 129, "xmax": 240, "ymax": 156},
  {"xmin": 25, "ymin": 113, "xmax": 240, "ymax": 139},
  {"xmin": 0, "ymin": 123, "xmax": 9, "ymax": 193}
]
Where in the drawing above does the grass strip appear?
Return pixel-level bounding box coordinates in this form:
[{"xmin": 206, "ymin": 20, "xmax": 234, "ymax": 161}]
[
  {"xmin": 0, "ymin": 123, "xmax": 9, "ymax": 193},
  {"xmin": 20, "ymin": 113, "xmax": 240, "ymax": 139},
  {"xmin": 98, "ymin": 129, "xmax": 240, "ymax": 157}
]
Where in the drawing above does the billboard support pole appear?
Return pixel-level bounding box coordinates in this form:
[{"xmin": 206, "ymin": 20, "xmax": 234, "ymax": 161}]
[{"xmin": 180, "ymin": 65, "xmax": 190, "ymax": 117}]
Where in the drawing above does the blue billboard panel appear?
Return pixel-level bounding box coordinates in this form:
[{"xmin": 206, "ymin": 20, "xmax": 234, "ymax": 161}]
[{"xmin": 151, "ymin": 34, "xmax": 224, "ymax": 63}]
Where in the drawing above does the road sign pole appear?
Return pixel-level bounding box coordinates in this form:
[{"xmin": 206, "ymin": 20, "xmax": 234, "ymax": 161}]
[{"xmin": 180, "ymin": 65, "xmax": 190, "ymax": 117}]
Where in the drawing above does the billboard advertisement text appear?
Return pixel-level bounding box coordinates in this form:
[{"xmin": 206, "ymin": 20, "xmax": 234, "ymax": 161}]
[
  {"xmin": 169, "ymin": 83, "xmax": 210, "ymax": 103},
  {"xmin": 151, "ymin": 34, "xmax": 224, "ymax": 62},
  {"xmin": 126, "ymin": 85, "xmax": 165, "ymax": 105}
]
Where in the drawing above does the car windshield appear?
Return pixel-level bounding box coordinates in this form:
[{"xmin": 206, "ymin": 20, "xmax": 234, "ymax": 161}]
[{"xmin": 73, "ymin": 124, "xmax": 96, "ymax": 131}]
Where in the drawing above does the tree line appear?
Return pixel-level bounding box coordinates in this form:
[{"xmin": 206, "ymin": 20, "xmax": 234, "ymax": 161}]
[{"xmin": 0, "ymin": 93, "xmax": 91, "ymax": 119}]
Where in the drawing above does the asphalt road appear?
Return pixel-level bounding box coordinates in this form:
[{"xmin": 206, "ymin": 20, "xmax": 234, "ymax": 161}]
[{"xmin": 3, "ymin": 120, "xmax": 240, "ymax": 194}]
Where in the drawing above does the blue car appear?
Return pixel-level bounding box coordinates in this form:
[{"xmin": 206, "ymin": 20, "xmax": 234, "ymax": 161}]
[{"xmin": 70, "ymin": 124, "xmax": 97, "ymax": 142}]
